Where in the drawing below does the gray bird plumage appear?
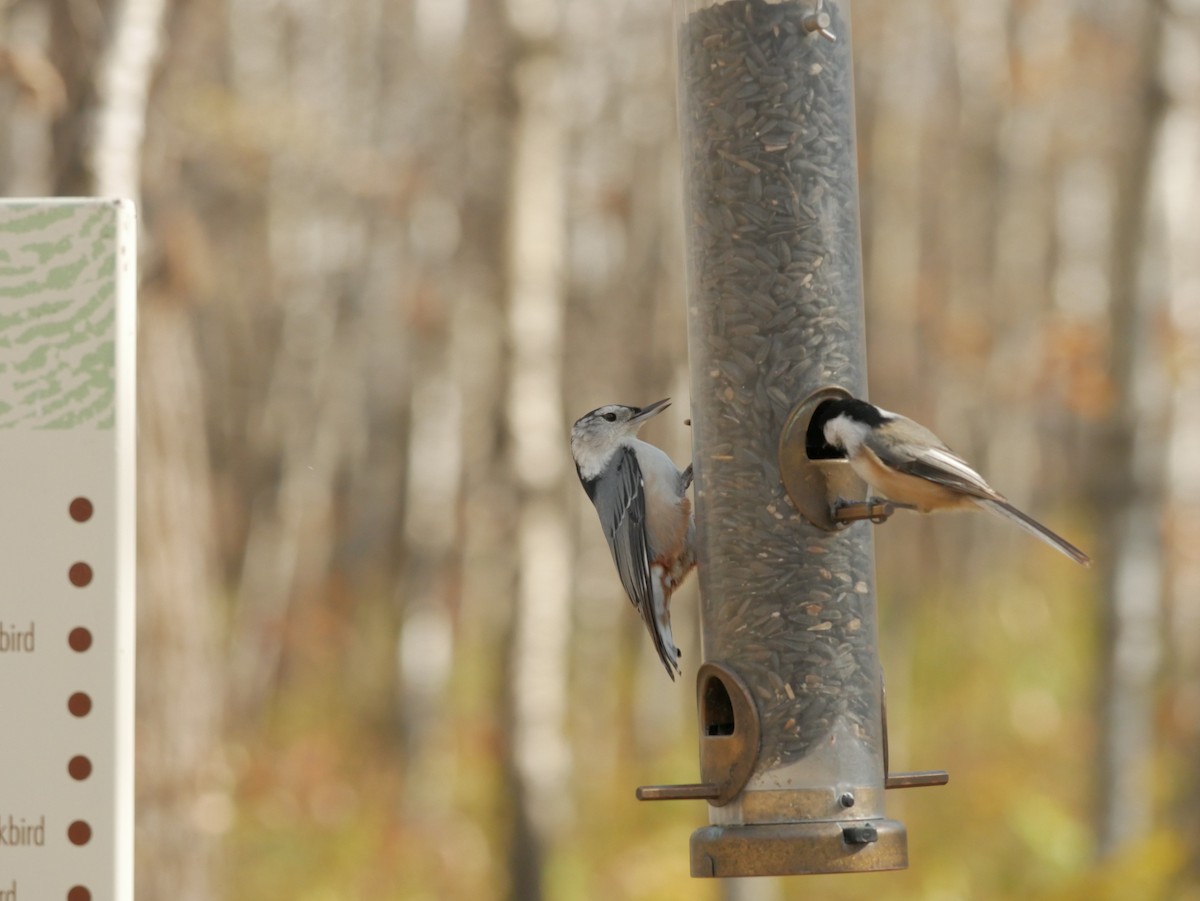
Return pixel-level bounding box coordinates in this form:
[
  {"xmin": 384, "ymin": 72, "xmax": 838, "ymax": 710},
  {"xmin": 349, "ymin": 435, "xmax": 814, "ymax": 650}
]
[{"xmin": 571, "ymin": 399, "xmax": 696, "ymax": 679}]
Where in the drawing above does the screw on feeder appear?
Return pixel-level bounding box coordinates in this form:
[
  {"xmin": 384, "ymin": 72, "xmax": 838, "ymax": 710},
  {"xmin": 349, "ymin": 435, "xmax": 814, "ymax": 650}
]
[
  {"xmin": 802, "ymin": 0, "xmax": 837, "ymax": 41},
  {"xmin": 842, "ymin": 824, "xmax": 878, "ymax": 845}
]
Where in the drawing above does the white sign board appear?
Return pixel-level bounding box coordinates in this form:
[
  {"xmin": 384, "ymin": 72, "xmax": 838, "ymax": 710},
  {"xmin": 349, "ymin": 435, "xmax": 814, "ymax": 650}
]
[{"xmin": 0, "ymin": 200, "xmax": 136, "ymax": 901}]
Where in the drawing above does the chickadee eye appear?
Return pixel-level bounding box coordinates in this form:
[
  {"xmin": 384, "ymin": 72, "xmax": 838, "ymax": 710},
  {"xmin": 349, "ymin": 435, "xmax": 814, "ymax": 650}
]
[{"xmin": 603, "ymin": 412, "xmax": 617, "ymax": 422}]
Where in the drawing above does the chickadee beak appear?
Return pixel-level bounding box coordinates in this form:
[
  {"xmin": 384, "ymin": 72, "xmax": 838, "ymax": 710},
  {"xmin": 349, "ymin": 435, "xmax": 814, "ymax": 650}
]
[{"xmin": 631, "ymin": 398, "xmax": 671, "ymax": 422}]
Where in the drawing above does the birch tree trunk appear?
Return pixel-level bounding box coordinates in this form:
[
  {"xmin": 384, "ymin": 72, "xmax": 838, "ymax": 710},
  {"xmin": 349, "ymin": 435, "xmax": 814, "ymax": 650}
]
[
  {"xmin": 91, "ymin": 0, "xmax": 165, "ymax": 197},
  {"xmin": 90, "ymin": 0, "xmax": 226, "ymax": 897},
  {"xmin": 1156, "ymin": 0, "xmax": 1200, "ymax": 869},
  {"xmin": 502, "ymin": 21, "xmax": 572, "ymax": 899},
  {"xmin": 1093, "ymin": 3, "xmax": 1166, "ymax": 858}
]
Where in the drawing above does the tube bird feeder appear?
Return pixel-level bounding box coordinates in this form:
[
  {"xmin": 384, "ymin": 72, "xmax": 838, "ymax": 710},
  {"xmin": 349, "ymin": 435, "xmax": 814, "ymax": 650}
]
[{"xmin": 638, "ymin": 0, "xmax": 945, "ymax": 877}]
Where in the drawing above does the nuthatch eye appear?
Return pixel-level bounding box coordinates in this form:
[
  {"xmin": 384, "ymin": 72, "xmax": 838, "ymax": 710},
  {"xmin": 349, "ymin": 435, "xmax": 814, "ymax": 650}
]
[
  {"xmin": 571, "ymin": 398, "xmax": 697, "ymax": 679},
  {"xmin": 812, "ymin": 396, "xmax": 1091, "ymax": 566}
]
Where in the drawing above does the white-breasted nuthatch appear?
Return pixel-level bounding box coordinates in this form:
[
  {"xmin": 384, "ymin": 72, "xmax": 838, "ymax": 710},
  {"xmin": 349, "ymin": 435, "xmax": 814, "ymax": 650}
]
[
  {"xmin": 571, "ymin": 398, "xmax": 696, "ymax": 679},
  {"xmin": 813, "ymin": 396, "xmax": 1091, "ymax": 566}
]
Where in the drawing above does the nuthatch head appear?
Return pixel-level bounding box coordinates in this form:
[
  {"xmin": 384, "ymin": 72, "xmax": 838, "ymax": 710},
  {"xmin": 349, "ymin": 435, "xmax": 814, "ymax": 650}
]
[
  {"xmin": 812, "ymin": 396, "xmax": 1091, "ymax": 566},
  {"xmin": 571, "ymin": 398, "xmax": 696, "ymax": 679}
]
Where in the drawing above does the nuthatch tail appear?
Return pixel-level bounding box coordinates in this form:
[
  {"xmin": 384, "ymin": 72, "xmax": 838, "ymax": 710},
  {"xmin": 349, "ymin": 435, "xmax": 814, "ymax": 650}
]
[
  {"xmin": 571, "ymin": 398, "xmax": 696, "ymax": 679},
  {"xmin": 813, "ymin": 396, "xmax": 1091, "ymax": 566}
]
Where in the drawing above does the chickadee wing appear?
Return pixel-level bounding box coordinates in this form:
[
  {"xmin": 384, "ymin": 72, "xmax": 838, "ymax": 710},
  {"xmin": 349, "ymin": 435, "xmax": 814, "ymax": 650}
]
[
  {"xmin": 870, "ymin": 435, "xmax": 1003, "ymax": 501},
  {"xmin": 592, "ymin": 446, "xmax": 680, "ymax": 677},
  {"xmin": 861, "ymin": 416, "xmax": 1090, "ymax": 565}
]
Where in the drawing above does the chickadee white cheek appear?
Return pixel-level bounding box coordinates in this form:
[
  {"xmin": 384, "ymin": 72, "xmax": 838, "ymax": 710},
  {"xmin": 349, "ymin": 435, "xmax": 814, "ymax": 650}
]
[{"xmin": 824, "ymin": 414, "xmax": 872, "ymax": 455}]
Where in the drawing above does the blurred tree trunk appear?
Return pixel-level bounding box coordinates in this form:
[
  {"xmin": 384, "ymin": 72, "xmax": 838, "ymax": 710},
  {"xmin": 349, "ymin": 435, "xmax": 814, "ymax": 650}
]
[
  {"xmin": 57, "ymin": 0, "xmax": 226, "ymax": 898},
  {"xmin": 502, "ymin": 21, "xmax": 572, "ymax": 900},
  {"xmin": 91, "ymin": 0, "xmax": 165, "ymax": 196},
  {"xmin": 85, "ymin": 0, "xmax": 226, "ymax": 898},
  {"xmin": 1156, "ymin": 0, "xmax": 1200, "ymax": 870},
  {"xmin": 0, "ymin": 4, "xmax": 66, "ymax": 193},
  {"xmin": 394, "ymin": 0, "xmax": 467, "ymax": 819},
  {"xmin": 224, "ymin": 0, "xmax": 381, "ymax": 719},
  {"xmin": 723, "ymin": 879, "xmax": 782, "ymax": 901},
  {"xmin": 48, "ymin": 0, "xmax": 109, "ymax": 193},
  {"xmin": 1092, "ymin": 3, "xmax": 1166, "ymax": 858},
  {"xmin": 135, "ymin": 294, "xmax": 223, "ymax": 901}
]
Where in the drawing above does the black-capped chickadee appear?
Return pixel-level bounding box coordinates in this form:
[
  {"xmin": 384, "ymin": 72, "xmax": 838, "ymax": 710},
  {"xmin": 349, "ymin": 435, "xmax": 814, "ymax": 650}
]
[{"xmin": 812, "ymin": 396, "xmax": 1091, "ymax": 566}]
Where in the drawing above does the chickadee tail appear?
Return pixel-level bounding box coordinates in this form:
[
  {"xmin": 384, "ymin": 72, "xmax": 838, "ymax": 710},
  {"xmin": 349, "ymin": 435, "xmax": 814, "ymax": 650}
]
[{"xmin": 977, "ymin": 499, "xmax": 1092, "ymax": 567}]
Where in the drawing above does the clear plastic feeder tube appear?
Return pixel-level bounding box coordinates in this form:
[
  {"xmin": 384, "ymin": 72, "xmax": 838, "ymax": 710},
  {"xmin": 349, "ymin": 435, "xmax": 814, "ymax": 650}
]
[{"xmin": 674, "ymin": 0, "xmax": 887, "ymax": 836}]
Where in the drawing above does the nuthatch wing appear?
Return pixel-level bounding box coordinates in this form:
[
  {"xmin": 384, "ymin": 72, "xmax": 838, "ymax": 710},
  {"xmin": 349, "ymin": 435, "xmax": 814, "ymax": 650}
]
[
  {"xmin": 813, "ymin": 396, "xmax": 1091, "ymax": 566},
  {"xmin": 571, "ymin": 398, "xmax": 696, "ymax": 679}
]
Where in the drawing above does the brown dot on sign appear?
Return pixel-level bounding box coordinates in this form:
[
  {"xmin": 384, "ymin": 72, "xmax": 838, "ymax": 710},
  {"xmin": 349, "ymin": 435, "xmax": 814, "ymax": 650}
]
[
  {"xmin": 68, "ymin": 692, "xmax": 92, "ymax": 717},
  {"xmin": 69, "ymin": 497, "xmax": 94, "ymax": 522},
  {"xmin": 68, "ymin": 888, "xmax": 92, "ymax": 901},
  {"xmin": 69, "ymin": 562, "xmax": 93, "ymax": 587},
  {"xmin": 67, "ymin": 820, "xmax": 92, "ymax": 846},
  {"xmin": 68, "ymin": 755, "xmax": 93, "ymax": 781},
  {"xmin": 69, "ymin": 627, "xmax": 93, "ymax": 652}
]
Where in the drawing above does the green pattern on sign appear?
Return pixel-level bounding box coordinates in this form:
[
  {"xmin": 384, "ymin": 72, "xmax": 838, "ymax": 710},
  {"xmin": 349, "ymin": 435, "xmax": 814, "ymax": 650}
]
[{"xmin": 0, "ymin": 204, "xmax": 118, "ymax": 428}]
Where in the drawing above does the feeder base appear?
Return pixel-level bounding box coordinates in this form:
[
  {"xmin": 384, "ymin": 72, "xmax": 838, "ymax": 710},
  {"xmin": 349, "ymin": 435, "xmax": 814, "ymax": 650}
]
[{"xmin": 690, "ymin": 817, "xmax": 908, "ymax": 877}]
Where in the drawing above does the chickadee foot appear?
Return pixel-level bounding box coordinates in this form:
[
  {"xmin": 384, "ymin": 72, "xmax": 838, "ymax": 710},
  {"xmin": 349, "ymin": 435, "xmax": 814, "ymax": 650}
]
[{"xmin": 681, "ymin": 463, "xmax": 694, "ymax": 491}]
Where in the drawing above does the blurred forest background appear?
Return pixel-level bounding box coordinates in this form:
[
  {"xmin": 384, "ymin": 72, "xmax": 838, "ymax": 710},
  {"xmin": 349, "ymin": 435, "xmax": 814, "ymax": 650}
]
[{"xmin": 2, "ymin": 0, "xmax": 1198, "ymax": 898}]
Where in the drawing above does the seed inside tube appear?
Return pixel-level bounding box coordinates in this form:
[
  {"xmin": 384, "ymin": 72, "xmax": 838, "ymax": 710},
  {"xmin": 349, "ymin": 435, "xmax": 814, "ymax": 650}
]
[{"xmin": 679, "ymin": 0, "xmax": 879, "ymax": 769}]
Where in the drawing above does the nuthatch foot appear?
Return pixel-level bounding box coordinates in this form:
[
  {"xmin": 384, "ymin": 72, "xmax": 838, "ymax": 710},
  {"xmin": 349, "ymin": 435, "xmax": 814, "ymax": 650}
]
[
  {"xmin": 811, "ymin": 396, "xmax": 1091, "ymax": 566},
  {"xmin": 571, "ymin": 398, "xmax": 697, "ymax": 679}
]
